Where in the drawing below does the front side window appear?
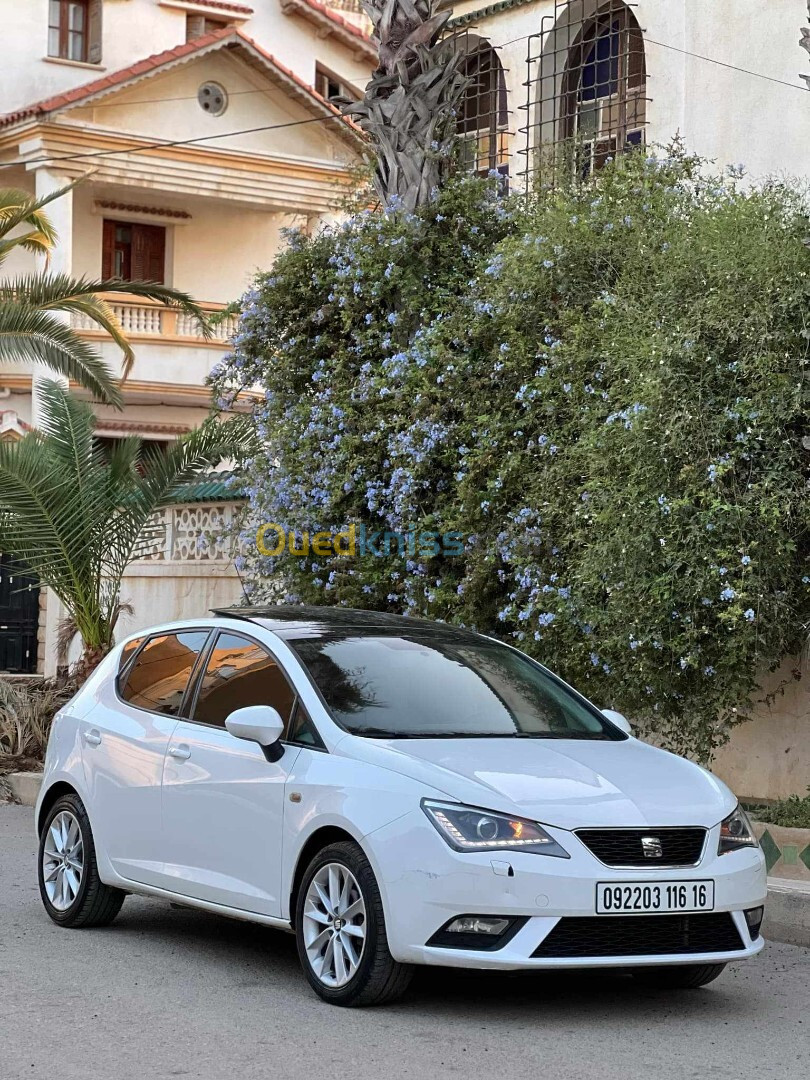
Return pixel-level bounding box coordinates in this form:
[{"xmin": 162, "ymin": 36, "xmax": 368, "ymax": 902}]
[
  {"xmin": 191, "ymin": 632, "xmax": 296, "ymax": 730},
  {"xmin": 121, "ymin": 631, "xmax": 209, "ymax": 716},
  {"xmin": 285, "ymin": 630, "xmax": 623, "ymax": 741},
  {"xmin": 48, "ymin": 1, "xmax": 90, "ymax": 62}
]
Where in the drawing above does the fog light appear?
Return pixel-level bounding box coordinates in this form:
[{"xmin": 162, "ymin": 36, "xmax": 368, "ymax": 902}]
[
  {"xmin": 447, "ymin": 916, "xmax": 510, "ymax": 936},
  {"xmin": 744, "ymin": 906, "xmax": 764, "ymax": 939},
  {"xmin": 426, "ymin": 914, "xmax": 528, "ymax": 951}
]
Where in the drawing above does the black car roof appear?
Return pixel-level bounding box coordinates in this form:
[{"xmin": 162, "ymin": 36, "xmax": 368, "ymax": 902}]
[{"xmin": 211, "ymin": 604, "xmax": 481, "ymax": 637}]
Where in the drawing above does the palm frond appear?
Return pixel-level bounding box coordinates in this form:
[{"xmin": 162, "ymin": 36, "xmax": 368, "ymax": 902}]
[
  {"xmin": 0, "ymin": 183, "xmax": 76, "ymax": 247},
  {"xmin": 0, "ymin": 385, "xmax": 248, "ymax": 664},
  {"xmin": 0, "ymin": 274, "xmax": 213, "ymax": 341},
  {"xmin": 0, "ymin": 303, "xmax": 121, "ymax": 406},
  {"xmin": 0, "ymin": 231, "xmax": 54, "ymax": 263}
]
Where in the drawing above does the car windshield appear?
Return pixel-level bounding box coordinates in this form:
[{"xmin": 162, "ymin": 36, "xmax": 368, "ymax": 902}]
[{"xmin": 283, "ymin": 629, "xmax": 623, "ymax": 740}]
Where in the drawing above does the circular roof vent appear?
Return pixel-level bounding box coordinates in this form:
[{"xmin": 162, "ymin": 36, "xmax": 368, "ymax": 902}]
[{"xmin": 198, "ymin": 82, "xmax": 228, "ymax": 117}]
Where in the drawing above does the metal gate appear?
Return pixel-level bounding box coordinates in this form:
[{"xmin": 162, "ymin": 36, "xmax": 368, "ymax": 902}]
[{"xmin": 0, "ymin": 554, "xmax": 40, "ymax": 674}]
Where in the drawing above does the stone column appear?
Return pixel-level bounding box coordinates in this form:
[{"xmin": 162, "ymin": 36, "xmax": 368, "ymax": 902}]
[
  {"xmin": 32, "ymin": 168, "xmax": 73, "ymax": 677},
  {"xmin": 31, "ymin": 167, "xmax": 73, "ymax": 427}
]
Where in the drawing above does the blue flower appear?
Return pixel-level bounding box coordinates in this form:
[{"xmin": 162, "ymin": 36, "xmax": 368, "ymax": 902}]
[
  {"xmin": 704, "ymin": 666, "xmax": 716, "ymax": 676},
  {"xmin": 741, "ymin": 555, "xmax": 751, "ymax": 566},
  {"xmin": 744, "ymin": 608, "xmax": 755, "ymax": 622},
  {"xmin": 720, "ymin": 587, "xmax": 736, "ymax": 601}
]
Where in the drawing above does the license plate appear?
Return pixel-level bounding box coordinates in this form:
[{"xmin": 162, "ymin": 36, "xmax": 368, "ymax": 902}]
[{"xmin": 596, "ymin": 880, "xmax": 715, "ymax": 914}]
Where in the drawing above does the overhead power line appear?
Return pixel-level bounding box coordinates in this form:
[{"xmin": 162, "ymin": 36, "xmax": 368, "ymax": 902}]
[{"xmin": 0, "ymin": 32, "xmax": 804, "ymax": 173}]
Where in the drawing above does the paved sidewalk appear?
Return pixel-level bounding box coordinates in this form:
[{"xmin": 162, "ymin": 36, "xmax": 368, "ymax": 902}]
[{"xmin": 2, "ymin": 804, "xmax": 808, "ymax": 1080}]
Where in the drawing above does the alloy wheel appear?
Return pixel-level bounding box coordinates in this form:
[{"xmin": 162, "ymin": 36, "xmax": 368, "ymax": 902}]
[
  {"xmin": 42, "ymin": 810, "xmax": 84, "ymax": 912},
  {"xmin": 302, "ymin": 862, "xmax": 367, "ymax": 987}
]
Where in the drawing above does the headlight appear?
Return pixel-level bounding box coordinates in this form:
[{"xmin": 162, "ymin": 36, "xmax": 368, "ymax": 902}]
[
  {"xmin": 422, "ymin": 800, "xmax": 570, "ymax": 858},
  {"xmin": 718, "ymin": 805, "xmax": 758, "ymax": 855}
]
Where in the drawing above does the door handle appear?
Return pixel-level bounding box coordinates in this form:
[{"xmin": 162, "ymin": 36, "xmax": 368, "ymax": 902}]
[
  {"xmin": 83, "ymin": 729, "xmax": 102, "ymax": 747},
  {"xmin": 168, "ymin": 744, "xmax": 191, "ymax": 761}
]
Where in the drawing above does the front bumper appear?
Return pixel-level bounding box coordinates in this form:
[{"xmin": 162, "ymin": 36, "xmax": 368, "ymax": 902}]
[{"xmin": 367, "ymin": 811, "xmax": 767, "ymax": 970}]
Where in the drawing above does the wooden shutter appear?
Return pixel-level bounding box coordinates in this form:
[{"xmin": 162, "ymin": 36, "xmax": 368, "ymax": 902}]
[
  {"xmin": 102, "ymin": 219, "xmax": 115, "ymax": 279},
  {"xmin": 131, "ymin": 225, "xmax": 166, "ymax": 283},
  {"xmin": 87, "ymin": 0, "xmax": 103, "ymax": 64}
]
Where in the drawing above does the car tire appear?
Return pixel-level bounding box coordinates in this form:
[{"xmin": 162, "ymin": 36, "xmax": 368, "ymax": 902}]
[
  {"xmin": 631, "ymin": 963, "xmax": 727, "ymax": 989},
  {"xmin": 295, "ymin": 840, "xmax": 413, "ymax": 1007},
  {"xmin": 38, "ymin": 793, "xmax": 126, "ymax": 928}
]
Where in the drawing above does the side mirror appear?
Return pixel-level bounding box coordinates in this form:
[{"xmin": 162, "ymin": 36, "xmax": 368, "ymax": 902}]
[
  {"xmin": 601, "ymin": 708, "xmax": 632, "ymax": 735},
  {"xmin": 225, "ymin": 705, "xmax": 285, "ymax": 761}
]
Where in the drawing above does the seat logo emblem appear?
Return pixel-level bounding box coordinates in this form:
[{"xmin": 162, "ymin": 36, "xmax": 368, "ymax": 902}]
[{"xmin": 641, "ymin": 836, "xmax": 663, "ymax": 859}]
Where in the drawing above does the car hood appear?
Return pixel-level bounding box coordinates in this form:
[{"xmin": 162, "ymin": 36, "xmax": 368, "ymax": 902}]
[{"xmin": 338, "ymin": 735, "xmax": 736, "ymax": 830}]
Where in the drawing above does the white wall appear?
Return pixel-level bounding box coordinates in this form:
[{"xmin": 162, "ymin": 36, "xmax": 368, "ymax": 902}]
[{"xmin": 452, "ymin": 0, "xmax": 810, "ymax": 182}]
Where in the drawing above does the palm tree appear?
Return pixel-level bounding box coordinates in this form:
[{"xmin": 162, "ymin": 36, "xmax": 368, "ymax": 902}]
[
  {"xmin": 346, "ymin": 0, "xmax": 469, "ymax": 211},
  {"xmin": 0, "ymin": 183, "xmax": 210, "ymax": 407},
  {"xmin": 0, "ymin": 381, "xmax": 248, "ymax": 677}
]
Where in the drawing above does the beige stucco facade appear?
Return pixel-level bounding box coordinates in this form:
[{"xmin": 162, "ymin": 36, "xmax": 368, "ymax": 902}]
[{"xmin": 0, "ymin": 0, "xmax": 374, "ymax": 677}]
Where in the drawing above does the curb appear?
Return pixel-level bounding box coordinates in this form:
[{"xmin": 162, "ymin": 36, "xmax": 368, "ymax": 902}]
[
  {"xmin": 6, "ymin": 771, "xmax": 43, "ymax": 807},
  {"xmin": 764, "ymin": 878, "xmax": 810, "ymax": 948}
]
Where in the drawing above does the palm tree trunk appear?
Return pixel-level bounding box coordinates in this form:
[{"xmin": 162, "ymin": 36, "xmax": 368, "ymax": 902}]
[{"xmin": 347, "ymin": 1, "xmax": 469, "ymax": 211}]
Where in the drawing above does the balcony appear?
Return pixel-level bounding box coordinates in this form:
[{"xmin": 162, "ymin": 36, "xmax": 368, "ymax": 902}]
[{"xmin": 70, "ymin": 293, "xmax": 239, "ymax": 349}]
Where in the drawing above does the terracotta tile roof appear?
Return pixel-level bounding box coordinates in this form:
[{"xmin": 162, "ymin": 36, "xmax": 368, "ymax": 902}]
[
  {"xmin": 281, "ymin": 0, "xmax": 375, "ymax": 57},
  {"xmin": 0, "ymin": 27, "xmax": 363, "ymax": 140}
]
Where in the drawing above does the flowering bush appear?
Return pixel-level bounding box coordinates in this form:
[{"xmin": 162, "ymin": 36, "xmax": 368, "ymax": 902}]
[{"xmin": 212, "ymin": 150, "xmax": 810, "ymax": 761}]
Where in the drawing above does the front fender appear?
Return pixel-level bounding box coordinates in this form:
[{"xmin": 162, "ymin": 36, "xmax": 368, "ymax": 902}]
[{"xmin": 280, "ymin": 749, "xmax": 445, "ymax": 921}]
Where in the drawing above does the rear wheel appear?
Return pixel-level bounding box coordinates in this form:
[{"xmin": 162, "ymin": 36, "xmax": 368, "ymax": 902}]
[
  {"xmin": 632, "ymin": 963, "xmax": 727, "ymax": 989},
  {"xmin": 38, "ymin": 793, "xmax": 125, "ymax": 928},
  {"xmin": 295, "ymin": 840, "xmax": 412, "ymax": 1007}
]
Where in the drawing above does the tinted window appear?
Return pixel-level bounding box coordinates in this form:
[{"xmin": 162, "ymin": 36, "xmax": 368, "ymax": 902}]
[
  {"xmin": 117, "ymin": 636, "xmax": 144, "ymax": 685},
  {"xmin": 121, "ymin": 631, "xmax": 209, "ymax": 716},
  {"xmin": 286, "ymin": 630, "xmax": 622, "ymax": 741},
  {"xmin": 192, "ymin": 632, "xmax": 296, "ymax": 730},
  {"xmin": 287, "ymin": 701, "xmax": 325, "ymax": 749}
]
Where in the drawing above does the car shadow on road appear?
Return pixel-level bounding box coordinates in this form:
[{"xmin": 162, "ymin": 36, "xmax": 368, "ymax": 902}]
[{"xmin": 109, "ymin": 896, "xmax": 764, "ymax": 1020}]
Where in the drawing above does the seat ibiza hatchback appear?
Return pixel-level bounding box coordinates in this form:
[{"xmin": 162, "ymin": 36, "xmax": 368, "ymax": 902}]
[{"xmin": 36, "ymin": 606, "xmax": 766, "ymax": 1006}]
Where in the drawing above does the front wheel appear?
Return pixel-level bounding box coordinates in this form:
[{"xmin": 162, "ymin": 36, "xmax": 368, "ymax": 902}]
[
  {"xmin": 38, "ymin": 793, "xmax": 126, "ymax": 928},
  {"xmin": 295, "ymin": 841, "xmax": 412, "ymax": 1007},
  {"xmin": 631, "ymin": 963, "xmax": 727, "ymax": 989}
]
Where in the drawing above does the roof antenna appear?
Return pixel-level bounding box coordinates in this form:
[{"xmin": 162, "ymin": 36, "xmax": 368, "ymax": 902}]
[{"xmin": 232, "ymin": 557, "xmax": 252, "ymax": 608}]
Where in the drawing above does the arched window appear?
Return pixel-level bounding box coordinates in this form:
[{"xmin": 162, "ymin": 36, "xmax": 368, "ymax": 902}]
[
  {"xmin": 562, "ymin": 1, "xmax": 646, "ymax": 175},
  {"xmin": 457, "ymin": 40, "xmax": 509, "ymax": 179}
]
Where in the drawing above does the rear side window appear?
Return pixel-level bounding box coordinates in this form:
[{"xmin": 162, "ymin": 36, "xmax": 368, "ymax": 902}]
[
  {"xmin": 191, "ymin": 631, "xmax": 296, "ymax": 731},
  {"xmin": 121, "ymin": 631, "xmax": 209, "ymax": 716},
  {"xmin": 117, "ymin": 636, "xmax": 144, "ymax": 688}
]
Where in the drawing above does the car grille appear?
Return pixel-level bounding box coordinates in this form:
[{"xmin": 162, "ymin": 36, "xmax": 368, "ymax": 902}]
[
  {"xmin": 575, "ymin": 828, "xmax": 707, "ymax": 867},
  {"xmin": 531, "ymin": 914, "xmax": 744, "ymax": 959}
]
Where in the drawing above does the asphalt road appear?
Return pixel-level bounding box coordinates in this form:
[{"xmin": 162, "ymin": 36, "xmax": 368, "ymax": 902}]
[{"xmin": 1, "ymin": 804, "xmax": 808, "ymax": 1080}]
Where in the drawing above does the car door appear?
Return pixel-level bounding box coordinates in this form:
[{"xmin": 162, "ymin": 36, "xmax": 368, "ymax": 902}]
[
  {"xmin": 160, "ymin": 629, "xmax": 302, "ymax": 916},
  {"xmin": 81, "ymin": 628, "xmax": 211, "ymax": 885}
]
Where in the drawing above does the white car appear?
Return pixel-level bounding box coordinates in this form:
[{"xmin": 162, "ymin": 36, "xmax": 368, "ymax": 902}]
[{"xmin": 36, "ymin": 607, "xmax": 766, "ymax": 1006}]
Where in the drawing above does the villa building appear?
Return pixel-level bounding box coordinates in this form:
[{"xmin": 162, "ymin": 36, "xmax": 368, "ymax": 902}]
[
  {"xmin": 1, "ymin": 2, "xmax": 809, "ymax": 801},
  {"xmin": 0, "ymin": 0, "xmax": 377, "ymax": 673}
]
